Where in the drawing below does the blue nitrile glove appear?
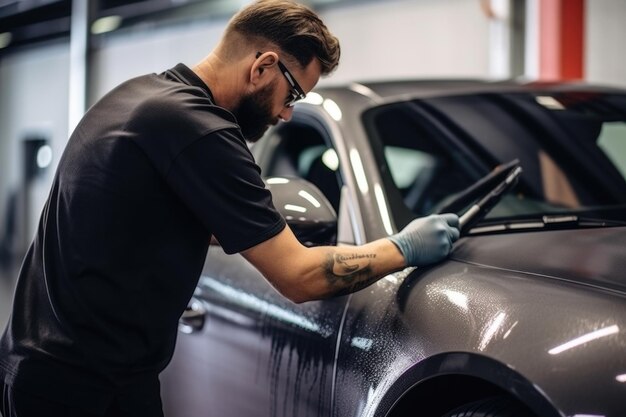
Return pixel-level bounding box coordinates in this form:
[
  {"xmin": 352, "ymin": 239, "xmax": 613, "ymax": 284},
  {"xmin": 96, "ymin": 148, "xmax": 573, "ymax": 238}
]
[{"xmin": 388, "ymin": 213, "xmax": 460, "ymax": 266}]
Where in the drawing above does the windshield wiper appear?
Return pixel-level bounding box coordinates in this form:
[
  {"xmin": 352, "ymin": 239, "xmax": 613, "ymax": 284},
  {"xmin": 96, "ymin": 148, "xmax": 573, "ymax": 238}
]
[
  {"xmin": 435, "ymin": 159, "xmax": 522, "ymax": 235},
  {"xmin": 467, "ymin": 215, "xmax": 626, "ymax": 235},
  {"xmin": 459, "ymin": 166, "xmax": 522, "ymax": 231},
  {"xmin": 436, "ymin": 159, "xmax": 521, "ymax": 214}
]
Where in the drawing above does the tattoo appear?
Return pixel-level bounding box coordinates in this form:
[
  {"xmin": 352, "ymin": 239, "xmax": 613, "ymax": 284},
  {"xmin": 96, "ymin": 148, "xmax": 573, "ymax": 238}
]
[{"xmin": 323, "ymin": 252, "xmax": 381, "ymax": 296}]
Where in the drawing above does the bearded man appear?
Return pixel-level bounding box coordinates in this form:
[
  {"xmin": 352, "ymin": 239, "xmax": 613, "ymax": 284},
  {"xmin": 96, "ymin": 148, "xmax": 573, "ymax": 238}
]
[{"xmin": 0, "ymin": 1, "xmax": 459, "ymax": 416}]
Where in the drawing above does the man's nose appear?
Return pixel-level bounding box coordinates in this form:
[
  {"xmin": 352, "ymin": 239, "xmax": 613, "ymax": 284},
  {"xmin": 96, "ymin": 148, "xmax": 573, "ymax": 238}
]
[{"xmin": 278, "ymin": 106, "xmax": 294, "ymax": 122}]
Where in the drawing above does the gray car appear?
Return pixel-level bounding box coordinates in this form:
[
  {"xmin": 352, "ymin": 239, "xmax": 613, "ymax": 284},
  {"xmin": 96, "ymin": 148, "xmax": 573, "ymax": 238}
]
[{"xmin": 160, "ymin": 80, "xmax": 626, "ymax": 417}]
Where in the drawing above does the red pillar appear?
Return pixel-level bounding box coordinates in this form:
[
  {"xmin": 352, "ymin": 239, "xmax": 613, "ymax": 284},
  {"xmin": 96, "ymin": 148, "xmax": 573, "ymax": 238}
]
[{"xmin": 539, "ymin": 0, "xmax": 585, "ymax": 81}]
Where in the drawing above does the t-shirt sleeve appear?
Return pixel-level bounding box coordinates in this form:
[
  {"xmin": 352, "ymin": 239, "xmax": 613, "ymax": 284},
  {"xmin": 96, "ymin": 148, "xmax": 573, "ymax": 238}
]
[{"xmin": 165, "ymin": 129, "xmax": 286, "ymax": 254}]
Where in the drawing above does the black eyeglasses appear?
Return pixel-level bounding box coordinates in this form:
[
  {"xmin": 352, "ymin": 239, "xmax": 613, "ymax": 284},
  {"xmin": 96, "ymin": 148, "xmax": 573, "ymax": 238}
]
[{"xmin": 256, "ymin": 52, "xmax": 306, "ymax": 107}]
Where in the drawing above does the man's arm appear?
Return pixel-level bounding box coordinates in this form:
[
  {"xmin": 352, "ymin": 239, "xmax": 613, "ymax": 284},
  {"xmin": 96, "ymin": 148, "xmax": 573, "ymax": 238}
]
[
  {"xmin": 242, "ymin": 214, "xmax": 459, "ymax": 303},
  {"xmin": 242, "ymin": 226, "xmax": 405, "ymax": 303}
]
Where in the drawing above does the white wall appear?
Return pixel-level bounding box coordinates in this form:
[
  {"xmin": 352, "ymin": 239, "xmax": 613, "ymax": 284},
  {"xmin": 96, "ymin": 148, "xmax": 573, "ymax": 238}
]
[
  {"xmin": 0, "ymin": 42, "xmax": 70, "ymax": 244},
  {"xmin": 91, "ymin": 0, "xmax": 491, "ymax": 100},
  {"xmin": 585, "ymin": 0, "xmax": 626, "ymax": 88},
  {"xmin": 321, "ymin": 0, "xmax": 490, "ymax": 84},
  {"xmin": 90, "ymin": 20, "xmax": 227, "ymax": 103}
]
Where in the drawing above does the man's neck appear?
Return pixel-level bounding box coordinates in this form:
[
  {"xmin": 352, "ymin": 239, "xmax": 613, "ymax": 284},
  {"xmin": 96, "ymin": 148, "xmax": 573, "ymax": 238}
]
[{"xmin": 192, "ymin": 53, "xmax": 244, "ymax": 111}]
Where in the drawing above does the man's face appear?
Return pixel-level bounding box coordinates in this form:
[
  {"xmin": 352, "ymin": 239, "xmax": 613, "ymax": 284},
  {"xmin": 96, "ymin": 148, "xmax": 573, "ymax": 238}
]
[{"xmin": 232, "ymin": 80, "xmax": 279, "ymax": 143}]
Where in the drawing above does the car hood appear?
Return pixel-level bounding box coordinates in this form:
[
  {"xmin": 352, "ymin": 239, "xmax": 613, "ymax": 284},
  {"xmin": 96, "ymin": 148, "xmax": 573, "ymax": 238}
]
[{"xmin": 451, "ymin": 226, "xmax": 626, "ymax": 295}]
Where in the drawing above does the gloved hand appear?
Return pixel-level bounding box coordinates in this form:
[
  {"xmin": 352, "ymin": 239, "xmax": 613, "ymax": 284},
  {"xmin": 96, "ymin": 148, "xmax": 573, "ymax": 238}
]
[{"xmin": 388, "ymin": 213, "xmax": 460, "ymax": 266}]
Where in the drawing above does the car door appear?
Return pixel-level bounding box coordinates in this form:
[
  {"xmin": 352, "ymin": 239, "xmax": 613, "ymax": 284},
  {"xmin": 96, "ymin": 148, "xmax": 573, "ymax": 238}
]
[{"xmin": 161, "ymin": 110, "xmax": 351, "ymax": 417}]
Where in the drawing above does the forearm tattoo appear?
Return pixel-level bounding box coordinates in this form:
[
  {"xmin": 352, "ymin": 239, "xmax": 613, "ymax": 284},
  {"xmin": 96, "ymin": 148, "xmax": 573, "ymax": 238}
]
[{"xmin": 323, "ymin": 252, "xmax": 382, "ymax": 296}]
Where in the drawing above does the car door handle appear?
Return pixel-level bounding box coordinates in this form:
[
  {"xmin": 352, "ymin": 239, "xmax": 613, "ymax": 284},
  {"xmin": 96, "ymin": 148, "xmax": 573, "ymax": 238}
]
[{"xmin": 179, "ymin": 298, "xmax": 206, "ymax": 333}]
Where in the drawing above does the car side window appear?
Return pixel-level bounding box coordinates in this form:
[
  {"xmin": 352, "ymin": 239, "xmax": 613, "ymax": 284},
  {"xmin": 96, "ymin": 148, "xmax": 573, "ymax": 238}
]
[
  {"xmin": 367, "ymin": 105, "xmax": 475, "ymax": 216},
  {"xmin": 262, "ymin": 122, "xmax": 343, "ymax": 213},
  {"xmin": 597, "ymin": 122, "xmax": 626, "ymax": 180}
]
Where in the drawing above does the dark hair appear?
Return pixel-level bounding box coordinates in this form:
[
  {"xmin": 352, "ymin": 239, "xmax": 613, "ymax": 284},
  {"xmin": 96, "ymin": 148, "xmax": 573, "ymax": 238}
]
[{"xmin": 227, "ymin": 0, "xmax": 340, "ymax": 75}]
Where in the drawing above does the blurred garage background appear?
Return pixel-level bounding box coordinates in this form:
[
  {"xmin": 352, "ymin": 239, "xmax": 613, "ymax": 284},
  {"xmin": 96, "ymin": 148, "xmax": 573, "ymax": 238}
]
[{"xmin": 1, "ymin": 0, "xmax": 625, "ymax": 327}]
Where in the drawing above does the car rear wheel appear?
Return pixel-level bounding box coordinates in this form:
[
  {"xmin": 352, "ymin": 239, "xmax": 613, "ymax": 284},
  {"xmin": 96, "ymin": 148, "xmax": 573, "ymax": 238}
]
[{"xmin": 441, "ymin": 396, "xmax": 536, "ymax": 417}]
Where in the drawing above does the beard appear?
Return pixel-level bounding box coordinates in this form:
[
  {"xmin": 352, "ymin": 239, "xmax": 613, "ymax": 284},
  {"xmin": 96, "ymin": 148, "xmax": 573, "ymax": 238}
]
[{"xmin": 231, "ymin": 81, "xmax": 279, "ymax": 143}]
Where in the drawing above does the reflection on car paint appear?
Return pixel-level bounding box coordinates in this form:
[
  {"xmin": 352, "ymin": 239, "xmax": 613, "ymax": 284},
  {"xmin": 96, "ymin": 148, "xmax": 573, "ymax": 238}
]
[
  {"xmin": 349, "ymin": 149, "xmax": 369, "ymax": 194},
  {"xmin": 300, "ymin": 91, "xmax": 324, "ymax": 106},
  {"xmin": 298, "ymin": 189, "xmax": 322, "ymax": 208},
  {"xmin": 478, "ymin": 311, "xmax": 507, "ymax": 351},
  {"xmin": 322, "ymin": 98, "xmax": 342, "ymax": 121},
  {"xmin": 350, "ymin": 337, "xmax": 373, "ymax": 351},
  {"xmin": 200, "ymin": 276, "xmax": 337, "ymax": 417},
  {"xmin": 199, "ymin": 277, "xmax": 332, "ymax": 336},
  {"xmin": 374, "ymin": 183, "xmax": 393, "ymax": 235},
  {"xmin": 548, "ymin": 325, "xmax": 619, "ymax": 355}
]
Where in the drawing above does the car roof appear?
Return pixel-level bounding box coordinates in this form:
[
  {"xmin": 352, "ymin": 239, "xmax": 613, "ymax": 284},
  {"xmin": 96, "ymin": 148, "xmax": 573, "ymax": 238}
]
[{"xmin": 316, "ymin": 78, "xmax": 626, "ymax": 101}]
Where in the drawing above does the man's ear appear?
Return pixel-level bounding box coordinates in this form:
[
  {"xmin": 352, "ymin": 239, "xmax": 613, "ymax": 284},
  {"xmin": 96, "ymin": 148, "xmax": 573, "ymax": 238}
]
[{"xmin": 250, "ymin": 51, "xmax": 279, "ymax": 85}]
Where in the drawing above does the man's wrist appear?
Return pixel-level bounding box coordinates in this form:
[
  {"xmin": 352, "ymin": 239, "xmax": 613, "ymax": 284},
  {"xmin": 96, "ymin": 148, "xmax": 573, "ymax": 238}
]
[{"xmin": 386, "ymin": 236, "xmax": 409, "ymax": 268}]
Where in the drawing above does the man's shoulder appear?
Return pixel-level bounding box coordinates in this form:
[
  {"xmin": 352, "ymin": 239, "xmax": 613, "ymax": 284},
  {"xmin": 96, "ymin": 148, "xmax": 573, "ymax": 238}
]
[{"xmin": 123, "ymin": 77, "xmax": 238, "ymax": 137}]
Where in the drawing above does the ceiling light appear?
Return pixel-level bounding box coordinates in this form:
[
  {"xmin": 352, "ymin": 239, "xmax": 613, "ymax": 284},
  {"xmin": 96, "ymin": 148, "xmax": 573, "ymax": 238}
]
[
  {"xmin": 0, "ymin": 32, "xmax": 12, "ymax": 49},
  {"xmin": 36, "ymin": 145, "xmax": 53, "ymax": 169},
  {"xmin": 91, "ymin": 16, "xmax": 122, "ymax": 35}
]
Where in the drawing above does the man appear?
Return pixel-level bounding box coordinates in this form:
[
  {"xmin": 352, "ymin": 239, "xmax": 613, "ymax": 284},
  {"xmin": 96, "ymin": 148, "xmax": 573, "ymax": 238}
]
[{"xmin": 0, "ymin": 1, "xmax": 459, "ymax": 416}]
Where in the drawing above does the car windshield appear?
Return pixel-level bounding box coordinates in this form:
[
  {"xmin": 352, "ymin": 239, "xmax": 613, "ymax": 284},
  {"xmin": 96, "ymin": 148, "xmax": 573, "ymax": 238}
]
[{"xmin": 364, "ymin": 90, "xmax": 626, "ymax": 230}]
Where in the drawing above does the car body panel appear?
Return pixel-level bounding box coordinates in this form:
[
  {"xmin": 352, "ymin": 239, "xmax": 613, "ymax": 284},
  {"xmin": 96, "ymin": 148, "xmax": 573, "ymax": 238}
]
[
  {"xmin": 333, "ymin": 229, "xmax": 626, "ymax": 417},
  {"xmin": 161, "ymin": 246, "xmax": 347, "ymax": 417},
  {"xmin": 452, "ymin": 226, "xmax": 626, "ymax": 294}
]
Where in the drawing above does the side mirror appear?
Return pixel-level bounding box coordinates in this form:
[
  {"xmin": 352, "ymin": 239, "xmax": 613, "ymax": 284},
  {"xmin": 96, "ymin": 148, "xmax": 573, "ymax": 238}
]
[{"xmin": 265, "ymin": 177, "xmax": 337, "ymax": 247}]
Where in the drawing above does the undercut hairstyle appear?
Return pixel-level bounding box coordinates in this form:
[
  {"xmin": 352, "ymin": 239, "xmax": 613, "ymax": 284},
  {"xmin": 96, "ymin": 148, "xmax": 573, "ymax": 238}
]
[{"xmin": 227, "ymin": 0, "xmax": 340, "ymax": 75}]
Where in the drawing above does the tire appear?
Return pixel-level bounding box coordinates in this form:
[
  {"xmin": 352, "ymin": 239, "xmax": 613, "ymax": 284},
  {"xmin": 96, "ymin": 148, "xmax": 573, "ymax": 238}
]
[{"xmin": 441, "ymin": 396, "xmax": 536, "ymax": 417}]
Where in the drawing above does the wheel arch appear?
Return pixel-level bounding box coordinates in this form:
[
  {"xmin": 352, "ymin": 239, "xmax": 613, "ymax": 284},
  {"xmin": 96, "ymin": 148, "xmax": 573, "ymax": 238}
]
[{"xmin": 372, "ymin": 352, "xmax": 564, "ymax": 417}]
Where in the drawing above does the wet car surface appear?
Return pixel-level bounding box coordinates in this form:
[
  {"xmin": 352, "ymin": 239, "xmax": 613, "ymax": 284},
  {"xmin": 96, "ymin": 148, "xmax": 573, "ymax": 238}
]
[{"xmin": 161, "ymin": 80, "xmax": 626, "ymax": 417}]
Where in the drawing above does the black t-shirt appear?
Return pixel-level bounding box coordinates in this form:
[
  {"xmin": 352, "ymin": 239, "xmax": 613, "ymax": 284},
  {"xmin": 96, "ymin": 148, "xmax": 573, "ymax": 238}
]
[{"xmin": 0, "ymin": 64, "xmax": 285, "ymax": 413}]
